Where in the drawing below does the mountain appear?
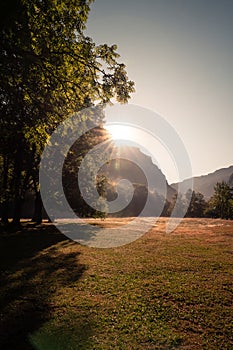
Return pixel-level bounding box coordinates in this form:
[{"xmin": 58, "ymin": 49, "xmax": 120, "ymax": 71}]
[
  {"xmin": 99, "ymin": 145, "xmax": 176, "ymax": 217},
  {"xmin": 100, "ymin": 145, "xmax": 176, "ymax": 201},
  {"xmin": 171, "ymin": 165, "xmax": 233, "ymax": 199}
]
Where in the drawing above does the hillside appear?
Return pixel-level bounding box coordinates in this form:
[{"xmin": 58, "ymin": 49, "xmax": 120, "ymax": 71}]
[{"xmin": 171, "ymin": 165, "xmax": 233, "ymax": 199}]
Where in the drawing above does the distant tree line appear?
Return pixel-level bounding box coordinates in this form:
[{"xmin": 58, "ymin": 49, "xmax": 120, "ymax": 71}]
[
  {"xmin": 100, "ymin": 179, "xmax": 233, "ymax": 220},
  {"xmin": 97, "ymin": 179, "xmax": 233, "ymax": 220},
  {"xmin": 167, "ymin": 181, "xmax": 233, "ymax": 220}
]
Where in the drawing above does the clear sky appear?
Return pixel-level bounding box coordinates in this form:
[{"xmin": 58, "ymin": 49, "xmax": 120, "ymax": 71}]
[{"xmin": 86, "ymin": 0, "xmax": 233, "ymax": 183}]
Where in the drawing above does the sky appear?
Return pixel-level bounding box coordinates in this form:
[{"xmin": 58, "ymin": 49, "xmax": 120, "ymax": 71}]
[{"xmin": 86, "ymin": 0, "xmax": 233, "ymax": 183}]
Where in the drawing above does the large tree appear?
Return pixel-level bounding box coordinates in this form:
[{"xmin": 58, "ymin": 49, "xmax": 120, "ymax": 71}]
[
  {"xmin": 0, "ymin": 0, "xmax": 134, "ymax": 223},
  {"xmin": 206, "ymin": 182, "xmax": 233, "ymax": 219}
]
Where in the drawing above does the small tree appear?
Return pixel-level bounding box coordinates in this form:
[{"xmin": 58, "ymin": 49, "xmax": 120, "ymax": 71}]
[
  {"xmin": 229, "ymin": 173, "xmax": 233, "ymax": 187},
  {"xmin": 185, "ymin": 189, "xmax": 207, "ymax": 218},
  {"xmin": 168, "ymin": 193, "xmax": 186, "ymax": 218}
]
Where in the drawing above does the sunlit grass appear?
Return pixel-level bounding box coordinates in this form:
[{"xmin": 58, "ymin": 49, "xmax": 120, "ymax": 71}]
[{"xmin": 0, "ymin": 218, "xmax": 233, "ymax": 349}]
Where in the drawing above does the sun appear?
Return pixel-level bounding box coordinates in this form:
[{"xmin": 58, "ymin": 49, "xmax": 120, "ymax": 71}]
[{"xmin": 105, "ymin": 124, "xmax": 133, "ymax": 141}]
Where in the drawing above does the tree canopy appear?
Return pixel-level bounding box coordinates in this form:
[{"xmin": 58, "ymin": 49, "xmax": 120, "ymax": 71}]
[{"xmin": 0, "ymin": 0, "xmax": 134, "ymax": 223}]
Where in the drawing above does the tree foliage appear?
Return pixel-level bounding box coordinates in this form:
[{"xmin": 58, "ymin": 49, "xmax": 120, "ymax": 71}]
[
  {"xmin": 185, "ymin": 189, "xmax": 207, "ymax": 218},
  {"xmin": 0, "ymin": 0, "xmax": 134, "ymax": 223},
  {"xmin": 206, "ymin": 181, "xmax": 233, "ymax": 219}
]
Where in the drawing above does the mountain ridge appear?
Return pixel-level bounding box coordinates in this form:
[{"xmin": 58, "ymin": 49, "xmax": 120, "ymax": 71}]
[{"xmin": 171, "ymin": 165, "xmax": 233, "ymax": 199}]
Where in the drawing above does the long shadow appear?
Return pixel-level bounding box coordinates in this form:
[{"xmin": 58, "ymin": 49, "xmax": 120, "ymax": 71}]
[{"xmin": 0, "ymin": 223, "xmax": 91, "ymax": 350}]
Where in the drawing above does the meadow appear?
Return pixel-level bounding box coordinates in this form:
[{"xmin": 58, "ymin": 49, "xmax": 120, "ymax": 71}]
[{"xmin": 0, "ymin": 218, "xmax": 232, "ymax": 349}]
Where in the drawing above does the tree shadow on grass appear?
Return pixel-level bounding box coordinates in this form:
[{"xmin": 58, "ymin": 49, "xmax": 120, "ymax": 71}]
[{"xmin": 0, "ymin": 223, "xmax": 92, "ymax": 350}]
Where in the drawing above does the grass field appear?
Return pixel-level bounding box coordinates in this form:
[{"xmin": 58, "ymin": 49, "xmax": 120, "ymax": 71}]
[{"xmin": 0, "ymin": 218, "xmax": 233, "ymax": 349}]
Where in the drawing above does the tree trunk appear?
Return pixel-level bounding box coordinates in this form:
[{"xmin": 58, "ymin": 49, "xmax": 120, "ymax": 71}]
[
  {"xmin": 12, "ymin": 197, "xmax": 23, "ymax": 225},
  {"xmin": 32, "ymin": 191, "xmax": 43, "ymax": 224},
  {"xmin": 1, "ymin": 156, "xmax": 9, "ymax": 223},
  {"xmin": 1, "ymin": 201, "xmax": 9, "ymax": 224},
  {"xmin": 12, "ymin": 144, "xmax": 23, "ymax": 225}
]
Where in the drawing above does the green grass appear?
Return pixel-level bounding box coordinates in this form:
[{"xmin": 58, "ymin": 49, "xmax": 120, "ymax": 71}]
[{"xmin": 0, "ymin": 218, "xmax": 233, "ymax": 349}]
